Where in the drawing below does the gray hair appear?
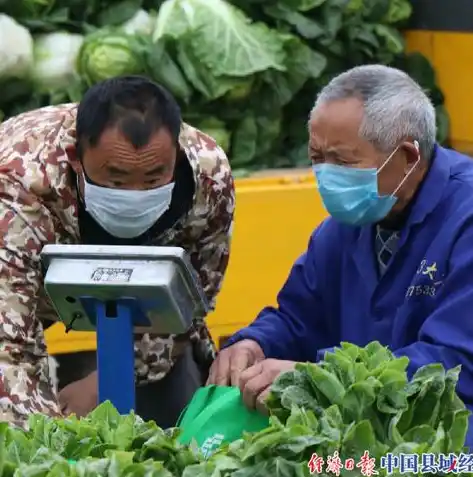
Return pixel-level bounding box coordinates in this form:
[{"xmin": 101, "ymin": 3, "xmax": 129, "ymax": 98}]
[{"xmin": 313, "ymin": 64, "xmax": 437, "ymax": 159}]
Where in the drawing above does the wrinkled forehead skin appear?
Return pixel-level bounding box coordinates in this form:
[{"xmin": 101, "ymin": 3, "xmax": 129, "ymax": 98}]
[
  {"xmin": 81, "ymin": 127, "xmax": 177, "ymax": 190},
  {"xmin": 309, "ymin": 97, "xmax": 382, "ymax": 169}
]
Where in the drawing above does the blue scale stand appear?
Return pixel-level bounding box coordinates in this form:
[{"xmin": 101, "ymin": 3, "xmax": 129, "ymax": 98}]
[
  {"xmin": 95, "ymin": 300, "xmax": 135, "ymax": 412},
  {"xmin": 79, "ymin": 297, "xmax": 153, "ymax": 413}
]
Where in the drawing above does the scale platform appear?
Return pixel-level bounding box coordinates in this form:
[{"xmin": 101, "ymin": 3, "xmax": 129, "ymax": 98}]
[{"xmin": 41, "ymin": 244, "xmax": 209, "ymax": 414}]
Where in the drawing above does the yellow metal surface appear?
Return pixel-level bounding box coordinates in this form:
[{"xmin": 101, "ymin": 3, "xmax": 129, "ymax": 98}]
[
  {"xmin": 405, "ymin": 30, "xmax": 473, "ymax": 154},
  {"xmin": 44, "ymin": 170, "xmax": 327, "ymax": 354}
]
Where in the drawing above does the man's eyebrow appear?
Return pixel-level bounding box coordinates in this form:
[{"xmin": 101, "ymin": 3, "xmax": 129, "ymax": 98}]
[
  {"xmin": 310, "ymin": 147, "xmax": 341, "ymax": 155},
  {"xmin": 327, "ymin": 145, "xmax": 355, "ymax": 152},
  {"xmin": 145, "ymin": 165, "xmax": 165, "ymax": 176},
  {"xmin": 107, "ymin": 166, "xmax": 129, "ymax": 176}
]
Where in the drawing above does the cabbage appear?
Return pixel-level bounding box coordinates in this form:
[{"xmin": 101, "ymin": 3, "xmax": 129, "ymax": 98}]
[
  {"xmin": 32, "ymin": 32, "xmax": 84, "ymax": 92},
  {"xmin": 151, "ymin": 0, "xmax": 287, "ymax": 100},
  {"xmin": 121, "ymin": 9, "xmax": 156, "ymax": 35},
  {"xmin": 225, "ymin": 78, "xmax": 254, "ymax": 101},
  {"xmin": 0, "ymin": 14, "xmax": 34, "ymax": 80},
  {"xmin": 198, "ymin": 118, "xmax": 231, "ymax": 153},
  {"xmin": 77, "ymin": 31, "xmax": 145, "ymax": 86},
  {"xmin": 153, "ymin": 0, "xmax": 286, "ymax": 77}
]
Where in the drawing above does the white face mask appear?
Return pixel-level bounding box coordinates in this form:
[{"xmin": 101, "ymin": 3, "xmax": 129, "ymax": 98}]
[{"xmin": 83, "ymin": 180, "xmax": 175, "ymax": 239}]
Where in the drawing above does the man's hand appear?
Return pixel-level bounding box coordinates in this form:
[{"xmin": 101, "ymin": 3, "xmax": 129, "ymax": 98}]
[
  {"xmin": 59, "ymin": 371, "xmax": 98, "ymax": 418},
  {"xmin": 207, "ymin": 339, "xmax": 265, "ymax": 387},
  {"xmin": 239, "ymin": 359, "xmax": 296, "ymax": 414}
]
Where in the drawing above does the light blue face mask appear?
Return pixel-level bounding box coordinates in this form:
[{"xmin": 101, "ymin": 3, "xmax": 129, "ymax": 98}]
[
  {"xmin": 84, "ymin": 180, "xmax": 175, "ymax": 238},
  {"xmin": 313, "ymin": 141, "xmax": 420, "ymax": 226}
]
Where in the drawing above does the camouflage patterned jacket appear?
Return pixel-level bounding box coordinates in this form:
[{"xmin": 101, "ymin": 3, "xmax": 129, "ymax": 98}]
[{"xmin": 0, "ymin": 104, "xmax": 235, "ymax": 424}]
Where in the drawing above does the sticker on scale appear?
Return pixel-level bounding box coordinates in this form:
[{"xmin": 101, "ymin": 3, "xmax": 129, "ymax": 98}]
[{"xmin": 91, "ymin": 268, "xmax": 134, "ymax": 282}]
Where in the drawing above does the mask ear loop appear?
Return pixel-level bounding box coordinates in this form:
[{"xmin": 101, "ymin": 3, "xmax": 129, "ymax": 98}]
[
  {"xmin": 391, "ymin": 140, "xmax": 421, "ymax": 197},
  {"xmin": 377, "ymin": 144, "xmax": 401, "ymax": 175}
]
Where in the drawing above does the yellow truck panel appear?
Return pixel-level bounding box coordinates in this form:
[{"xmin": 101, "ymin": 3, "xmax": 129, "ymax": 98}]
[
  {"xmin": 405, "ymin": 30, "xmax": 473, "ymax": 154},
  {"xmin": 44, "ymin": 169, "xmax": 327, "ymax": 354}
]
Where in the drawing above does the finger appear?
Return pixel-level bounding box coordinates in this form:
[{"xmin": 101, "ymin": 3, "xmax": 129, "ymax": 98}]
[
  {"xmin": 206, "ymin": 360, "xmax": 218, "ymax": 385},
  {"xmin": 58, "ymin": 389, "xmax": 69, "ymax": 409},
  {"xmin": 229, "ymin": 350, "xmax": 252, "ymax": 387},
  {"xmin": 238, "ymin": 361, "xmax": 263, "ymax": 390},
  {"xmin": 211, "ymin": 351, "xmax": 232, "ymax": 386},
  {"xmin": 255, "ymin": 387, "xmax": 271, "ymax": 415},
  {"xmin": 241, "ymin": 369, "xmax": 271, "ymax": 410}
]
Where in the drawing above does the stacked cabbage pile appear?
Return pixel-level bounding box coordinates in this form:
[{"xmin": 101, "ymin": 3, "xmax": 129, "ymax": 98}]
[{"xmin": 0, "ymin": 0, "xmax": 449, "ymax": 171}]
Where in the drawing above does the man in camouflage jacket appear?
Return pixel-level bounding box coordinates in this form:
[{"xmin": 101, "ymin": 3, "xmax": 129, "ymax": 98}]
[{"xmin": 0, "ymin": 76, "xmax": 235, "ymax": 427}]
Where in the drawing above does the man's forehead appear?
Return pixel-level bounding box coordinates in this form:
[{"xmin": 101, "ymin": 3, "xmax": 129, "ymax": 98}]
[
  {"xmin": 85, "ymin": 127, "xmax": 176, "ymax": 169},
  {"xmin": 97, "ymin": 126, "xmax": 174, "ymax": 150},
  {"xmin": 309, "ymin": 98, "xmax": 364, "ymax": 147},
  {"xmin": 311, "ymin": 98, "xmax": 364, "ymax": 126}
]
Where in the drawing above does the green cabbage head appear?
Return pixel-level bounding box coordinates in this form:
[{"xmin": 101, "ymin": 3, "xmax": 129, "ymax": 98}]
[{"xmin": 77, "ymin": 31, "xmax": 145, "ymax": 86}]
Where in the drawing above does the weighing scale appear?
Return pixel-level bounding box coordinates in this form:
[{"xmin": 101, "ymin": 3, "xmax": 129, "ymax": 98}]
[{"xmin": 40, "ymin": 244, "xmax": 209, "ymax": 414}]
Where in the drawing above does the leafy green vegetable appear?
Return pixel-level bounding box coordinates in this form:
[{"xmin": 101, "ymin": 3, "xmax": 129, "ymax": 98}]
[
  {"xmin": 153, "ymin": 0, "xmax": 287, "ymax": 77},
  {"xmin": 266, "ymin": 342, "xmax": 470, "ymax": 467},
  {"xmin": 77, "ymin": 30, "xmax": 146, "ymax": 85},
  {"xmin": 0, "ymin": 342, "xmax": 468, "ymax": 477}
]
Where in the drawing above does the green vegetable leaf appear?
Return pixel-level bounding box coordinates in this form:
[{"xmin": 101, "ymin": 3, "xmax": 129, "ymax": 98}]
[
  {"xmin": 176, "ymin": 46, "xmax": 242, "ymax": 100},
  {"xmin": 261, "ymin": 34, "xmax": 326, "ymax": 108},
  {"xmin": 373, "ymin": 24, "xmax": 405, "ymax": 55},
  {"xmin": 342, "ymin": 381, "xmax": 377, "ymax": 421},
  {"xmin": 403, "ymin": 424, "xmax": 436, "ymax": 445},
  {"xmin": 400, "ymin": 52, "xmax": 437, "ymax": 91},
  {"xmin": 231, "ymin": 115, "xmax": 258, "ymax": 167},
  {"xmin": 376, "ymin": 369, "xmax": 408, "ymax": 414},
  {"xmin": 382, "ymin": 0, "xmax": 412, "ymax": 24},
  {"xmin": 323, "ymin": 351, "xmax": 355, "ymax": 387},
  {"xmin": 444, "ymin": 409, "xmax": 471, "ymax": 452},
  {"xmin": 76, "ymin": 30, "xmax": 146, "ymax": 85},
  {"xmin": 96, "ymin": 0, "xmax": 142, "ymax": 27},
  {"xmin": 153, "ymin": 0, "xmax": 286, "ymax": 77},
  {"xmin": 305, "ymin": 363, "xmax": 346, "ymax": 405},
  {"xmin": 341, "ymin": 420, "xmax": 376, "ymax": 459},
  {"xmin": 263, "ymin": 5, "xmax": 325, "ymax": 40},
  {"xmin": 145, "ymin": 41, "xmax": 192, "ymax": 102}
]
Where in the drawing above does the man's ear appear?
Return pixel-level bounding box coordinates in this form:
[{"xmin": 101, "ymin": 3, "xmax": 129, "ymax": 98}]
[
  {"xmin": 66, "ymin": 144, "xmax": 81, "ymax": 174},
  {"xmin": 402, "ymin": 140, "xmax": 421, "ymax": 171}
]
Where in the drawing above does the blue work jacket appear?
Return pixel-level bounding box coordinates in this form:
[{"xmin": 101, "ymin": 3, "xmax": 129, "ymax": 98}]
[{"xmin": 225, "ymin": 145, "xmax": 473, "ymax": 446}]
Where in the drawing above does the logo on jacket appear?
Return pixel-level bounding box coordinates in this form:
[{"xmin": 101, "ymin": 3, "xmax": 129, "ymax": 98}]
[
  {"xmin": 421, "ymin": 262, "xmax": 437, "ymax": 280},
  {"xmin": 406, "ymin": 260, "xmax": 444, "ymax": 298}
]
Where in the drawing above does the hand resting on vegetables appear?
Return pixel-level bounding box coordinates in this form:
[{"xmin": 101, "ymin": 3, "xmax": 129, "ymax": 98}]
[{"xmin": 207, "ymin": 340, "xmax": 296, "ymax": 413}]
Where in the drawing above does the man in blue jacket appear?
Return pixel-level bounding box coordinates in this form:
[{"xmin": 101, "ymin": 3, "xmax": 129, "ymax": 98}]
[{"xmin": 208, "ymin": 64, "xmax": 473, "ymax": 445}]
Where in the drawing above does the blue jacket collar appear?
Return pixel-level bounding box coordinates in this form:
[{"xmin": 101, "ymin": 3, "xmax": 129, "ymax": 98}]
[{"xmin": 407, "ymin": 144, "xmax": 451, "ymax": 228}]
